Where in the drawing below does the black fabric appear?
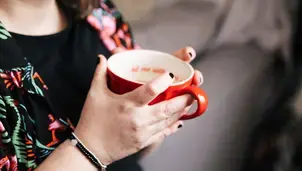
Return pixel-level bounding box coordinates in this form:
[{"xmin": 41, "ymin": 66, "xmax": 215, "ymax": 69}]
[
  {"xmin": 10, "ymin": 19, "xmax": 142, "ymax": 171},
  {"xmin": 0, "ymin": 0, "xmax": 142, "ymax": 170},
  {"xmin": 293, "ymin": 0, "xmax": 302, "ymax": 69},
  {"xmin": 11, "ymin": 20, "xmax": 110, "ymax": 125}
]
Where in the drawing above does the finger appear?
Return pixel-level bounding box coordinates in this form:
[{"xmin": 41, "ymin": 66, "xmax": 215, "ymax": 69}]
[
  {"xmin": 176, "ymin": 105, "xmax": 192, "ymax": 116},
  {"xmin": 183, "ymin": 105, "xmax": 192, "ymax": 113},
  {"xmin": 170, "ymin": 120, "xmax": 184, "ymax": 134},
  {"xmin": 136, "ymin": 103, "xmax": 191, "ymax": 129},
  {"xmin": 173, "ymin": 46, "xmax": 196, "ymax": 62},
  {"xmin": 112, "ymin": 47, "xmax": 126, "ymax": 54},
  {"xmin": 192, "ymin": 70, "xmax": 204, "ymax": 86},
  {"xmin": 140, "ymin": 119, "xmax": 183, "ymax": 157},
  {"xmin": 147, "ymin": 110, "xmax": 182, "ymax": 136},
  {"xmin": 90, "ymin": 55, "xmax": 109, "ymax": 92},
  {"xmin": 126, "ymin": 72, "xmax": 174, "ymax": 106},
  {"xmin": 143, "ymin": 121, "xmax": 183, "ymax": 148},
  {"xmin": 137, "ymin": 95, "xmax": 193, "ymax": 126},
  {"xmin": 148, "ymin": 94, "xmax": 194, "ymax": 123}
]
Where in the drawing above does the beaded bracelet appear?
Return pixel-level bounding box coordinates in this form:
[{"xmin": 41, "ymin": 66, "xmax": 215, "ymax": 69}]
[{"xmin": 69, "ymin": 132, "xmax": 107, "ymax": 171}]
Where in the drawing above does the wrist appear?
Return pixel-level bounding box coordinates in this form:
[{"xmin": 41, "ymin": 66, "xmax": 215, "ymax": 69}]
[
  {"xmin": 62, "ymin": 140, "xmax": 98, "ymax": 170},
  {"xmin": 37, "ymin": 140, "xmax": 98, "ymax": 171},
  {"xmin": 74, "ymin": 127, "xmax": 113, "ymax": 166}
]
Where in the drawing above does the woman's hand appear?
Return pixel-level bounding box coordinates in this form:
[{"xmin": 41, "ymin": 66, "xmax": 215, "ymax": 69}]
[
  {"xmin": 74, "ymin": 55, "xmax": 194, "ymax": 165},
  {"xmin": 140, "ymin": 47, "xmax": 203, "ymax": 157},
  {"xmin": 173, "ymin": 47, "xmax": 203, "ymax": 85}
]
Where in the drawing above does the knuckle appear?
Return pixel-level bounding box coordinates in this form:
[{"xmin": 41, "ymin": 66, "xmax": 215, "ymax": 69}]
[
  {"xmin": 185, "ymin": 46, "xmax": 194, "ymax": 50},
  {"xmin": 130, "ymin": 118, "xmax": 141, "ymax": 131},
  {"xmin": 129, "ymin": 113, "xmax": 146, "ymax": 131},
  {"xmin": 145, "ymin": 84, "xmax": 157, "ymax": 97},
  {"xmin": 158, "ymin": 118, "xmax": 168, "ymax": 130},
  {"xmin": 160, "ymin": 103, "xmax": 171, "ymax": 117},
  {"xmin": 161, "ymin": 132, "xmax": 168, "ymax": 139},
  {"xmin": 134, "ymin": 96, "xmax": 145, "ymax": 106},
  {"xmin": 125, "ymin": 92, "xmax": 145, "ymax": 106},
  {"xmin": 165, "ymin": 114, "xmax": 178, "ymax": 127},
  {"xmin": 156, "ymin": 132, "xmax": 167, "ymax": 143},
  {"xmin": 164, "ymin": 118, "xmax": 170, "ymax": 127},
  {"xmin": 118, "ymin": 102, "xmax": 133, "ymax": 114},
  {"xmin": 164, "ymin": 129, "xmax": 172, "ymax": 137},
  {"xmin": 132, "ymin": 135, "xmax": 145, "ymax": 150}
]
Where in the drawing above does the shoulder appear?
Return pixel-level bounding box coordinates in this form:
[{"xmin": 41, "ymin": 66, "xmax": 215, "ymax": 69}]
[
  {"xmin": 87, "ymin": 0, "xmax": 124, "ymax": 30},
  {"xmin": 77, "ymin": 0, "xmax": 140, "ymax": 53}
]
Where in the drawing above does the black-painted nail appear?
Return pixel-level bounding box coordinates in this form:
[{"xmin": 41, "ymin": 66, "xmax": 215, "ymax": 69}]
[
  {"xmin": 199, "ymin": 76, "xmax": 203, "ymax": 85},
  {"xmin": 178, "ymin": 124, "xmax": 183, "ymax": 129},
  {"xmin": 169, "ymin": 73, "xmax": 174, "ymax": 79},
  {"xmin": 96, "ymin": 57, "xmax": 100, "ymax": 64},
  {"xmin": 188, "ymin": 52, "xmax": 193, "ymax": 58}
]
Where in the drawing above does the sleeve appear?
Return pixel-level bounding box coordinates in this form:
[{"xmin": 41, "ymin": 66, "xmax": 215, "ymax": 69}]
[{"xmin": 86, "ymin": 0, "xmax": 141, "ymax": 53}]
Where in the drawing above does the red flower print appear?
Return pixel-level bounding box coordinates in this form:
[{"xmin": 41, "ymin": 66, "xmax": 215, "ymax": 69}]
[{"xmin": 0, "ymin": 70, "xmax": 22, "ymax": 90}]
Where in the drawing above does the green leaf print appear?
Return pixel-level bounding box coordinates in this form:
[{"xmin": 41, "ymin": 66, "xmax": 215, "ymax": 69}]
[
  {"xmin": 22, "ymin": 63, "xmax": 44, "ymax": 96},
  {"xmin": 4, "ymin": 96, "xmax": 26, "ymax": 159},
  {"xmin": 20, "ymin": 104, "xmax": 35, "ymax": 124},
  {"xmin": 0, "ymin": 23, "xmax": 11, "ymax": 40},
  {"xmin": 3, "ymin": 96, "xmax": 38, "ymax": 168},
  {"xmin": 0, "ymin": 96, "xmax": 6, "ymax": 119},
  {"xmin": 36, "ymin": 140, "xmax": 55, "ymax": 151}
]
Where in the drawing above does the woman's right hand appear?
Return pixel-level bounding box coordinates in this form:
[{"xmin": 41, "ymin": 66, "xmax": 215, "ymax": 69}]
[{"xmin": 74, "ymin": 55, "xmax": 193, "ymax": 165}]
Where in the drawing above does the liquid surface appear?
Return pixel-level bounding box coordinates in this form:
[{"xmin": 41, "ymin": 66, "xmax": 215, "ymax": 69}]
[{"xmin": 131, "ymin": 66, "xmax": 181, "ymax": 83}]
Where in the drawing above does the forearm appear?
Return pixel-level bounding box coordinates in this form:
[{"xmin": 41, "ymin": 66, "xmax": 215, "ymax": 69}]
[{"xmin": 36, "ymin": 140, "xmax": 97, "ymax": 171}]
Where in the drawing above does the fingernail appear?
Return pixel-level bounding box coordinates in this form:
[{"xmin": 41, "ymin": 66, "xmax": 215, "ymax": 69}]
[
  {"xmin": 178, "ymin": 124, "xmax": 183, "ymax": 129},
  {"xmin": 199, "ymin": 76, "xmax": 203, "ymax": 85},
  {"xmin": 96, "ymin": 57, "xmax": 100, "ymax": 64},
  {"xmin": 169, "ymin": 73, "xmax": 174, "ymax": 79},
  {"xmin": 188, "ymin": 52, "xmax": 193, "ymax": 58}
]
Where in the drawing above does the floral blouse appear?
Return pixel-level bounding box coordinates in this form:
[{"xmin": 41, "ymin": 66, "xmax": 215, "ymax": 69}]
[{"xmin": 0, "ymin": 0, "xmax": 139, "ymax": 170}]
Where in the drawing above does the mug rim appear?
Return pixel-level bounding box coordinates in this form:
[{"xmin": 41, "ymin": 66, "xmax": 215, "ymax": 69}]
[{"xmin": 107, "ymin": 49, "xmax": 195, "ymax": 86}]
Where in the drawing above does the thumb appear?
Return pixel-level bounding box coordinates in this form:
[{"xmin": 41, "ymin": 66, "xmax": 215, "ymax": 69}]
[{"xmin": 91, "ymin": 55, "xmax": 108, "ymax": 90}]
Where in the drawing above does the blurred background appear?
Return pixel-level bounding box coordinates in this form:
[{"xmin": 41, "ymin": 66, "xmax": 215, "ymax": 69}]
[
  {"xmin": 113, "ymin": 0, "xmax": 218, "ymax": 52},
  {"xmin": 112, "ymin": 0, "xmax": 302, "ymax": 171}
]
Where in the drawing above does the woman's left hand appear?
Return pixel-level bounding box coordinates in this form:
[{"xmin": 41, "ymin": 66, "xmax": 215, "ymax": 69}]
[
  {"xmin": 139, "ymin": 46, "xmax": 203, "ymax": 157},
  {"xmin": 172, "ymin": 46, "xmax": 203, "ymax": 86},
  {"xmin": 113, "ymin": 46, "xmax": 203, "ymax": 157}
]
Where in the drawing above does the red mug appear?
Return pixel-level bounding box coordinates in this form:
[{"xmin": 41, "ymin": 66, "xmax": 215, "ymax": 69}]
[{"xmin": 107, "ymin": 49, "xmax": 208, "ymax": 120}]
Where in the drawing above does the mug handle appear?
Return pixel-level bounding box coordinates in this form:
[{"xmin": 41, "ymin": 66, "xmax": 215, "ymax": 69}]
[{"xmin": 176, "ymin": 86, "xmax": 208, "ymax": 120}]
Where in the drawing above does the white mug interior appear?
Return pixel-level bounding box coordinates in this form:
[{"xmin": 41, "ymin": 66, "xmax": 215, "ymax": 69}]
[{"xmin": 107, "ymin": 49, "xmax": 194, "ymax": 85}]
